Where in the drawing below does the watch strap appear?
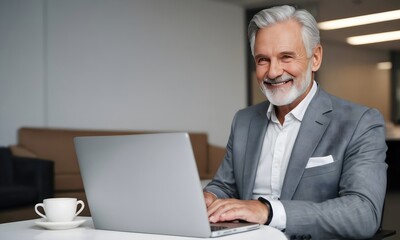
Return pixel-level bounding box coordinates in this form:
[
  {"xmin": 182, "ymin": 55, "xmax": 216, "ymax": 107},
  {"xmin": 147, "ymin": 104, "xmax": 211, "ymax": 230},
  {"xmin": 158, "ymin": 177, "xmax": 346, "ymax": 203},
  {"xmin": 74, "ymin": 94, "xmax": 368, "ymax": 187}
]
[{"xmin": 258, "ymin": 197, "xmax": 273, "ymax": 225}]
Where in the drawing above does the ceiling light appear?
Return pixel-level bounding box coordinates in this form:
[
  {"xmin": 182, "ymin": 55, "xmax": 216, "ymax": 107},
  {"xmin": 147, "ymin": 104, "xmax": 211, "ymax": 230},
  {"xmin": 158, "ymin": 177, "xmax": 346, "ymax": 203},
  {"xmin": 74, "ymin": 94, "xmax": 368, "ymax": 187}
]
[
  {"xmin": 347, "ymin": 30, "xmax": 400, "ymax": 45},
  {"xmin": 318, "ymin": 9, "xmax": 400, "ymax": 30},
  {"xmin": 377, "ymin": 62, "xmax": 392, "ymax": 70}
]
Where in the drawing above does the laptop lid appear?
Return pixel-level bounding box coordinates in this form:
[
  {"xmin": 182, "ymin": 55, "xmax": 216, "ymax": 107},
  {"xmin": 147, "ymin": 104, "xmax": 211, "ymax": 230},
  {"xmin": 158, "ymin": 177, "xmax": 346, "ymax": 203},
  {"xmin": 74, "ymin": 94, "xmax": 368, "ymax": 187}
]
[{"xmin": 74, "ymin": 133, "xmax": 259, "ymax": 238}]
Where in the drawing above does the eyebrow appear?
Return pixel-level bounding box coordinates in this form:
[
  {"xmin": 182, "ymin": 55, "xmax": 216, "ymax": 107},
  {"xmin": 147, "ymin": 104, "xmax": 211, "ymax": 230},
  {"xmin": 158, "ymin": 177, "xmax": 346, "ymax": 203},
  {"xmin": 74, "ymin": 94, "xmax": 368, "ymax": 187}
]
[
  {"xmin": 254, "ymin": 51, "xmax": 297, "ymax": 59},
  {"xmin": 279, "ymin": 51, "xmax": 296, "ymax": 56},
  {"xmin": 254, "ymin": 54, "xmax": 268, "ymax": 60}
]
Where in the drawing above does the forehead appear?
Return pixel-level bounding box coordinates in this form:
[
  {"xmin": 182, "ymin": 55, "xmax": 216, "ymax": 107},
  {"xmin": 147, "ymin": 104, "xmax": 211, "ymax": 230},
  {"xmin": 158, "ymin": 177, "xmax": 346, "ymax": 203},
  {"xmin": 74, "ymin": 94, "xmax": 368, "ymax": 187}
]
[{"xmin": 254, "ymin": 19, "xmax": 306, "ymax": 56}]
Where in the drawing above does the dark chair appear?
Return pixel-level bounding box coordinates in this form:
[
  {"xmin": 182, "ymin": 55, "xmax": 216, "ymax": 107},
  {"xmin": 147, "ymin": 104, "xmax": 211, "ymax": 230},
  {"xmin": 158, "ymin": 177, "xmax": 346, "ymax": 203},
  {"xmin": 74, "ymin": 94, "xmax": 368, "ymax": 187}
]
[
  {"xmin": 368, "ymin": 197, "xmax": 397, "ymax": 240},
  {"xmin": 369, "ymin": 229, "xmax": 396, "ymax": 240},
  {"xmin": 368, "ymin": 139, "xmax": 398, "ymax": 240},
  {"xmin": 369, "ymin": 209, "xmax": 397, "ymax": 239},
  {"xmin": 0, "ymin": 147, "xmax": 54, "ymax": 213}
]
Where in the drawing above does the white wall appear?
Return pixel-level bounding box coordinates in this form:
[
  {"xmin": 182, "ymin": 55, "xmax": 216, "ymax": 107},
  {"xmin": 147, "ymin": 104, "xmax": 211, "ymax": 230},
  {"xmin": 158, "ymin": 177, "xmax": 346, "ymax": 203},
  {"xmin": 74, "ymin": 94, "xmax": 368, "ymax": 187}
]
[
  {"xmin": 0, "ymin": 0, "xmax": 246, "ymax": 146},
  {"xmin": 0, "ymin": 0, "xmax": 45, "ymax": 146},
  {"xmin": 318, "ymin": 41, "xmax": 390, "ymax": 120}
]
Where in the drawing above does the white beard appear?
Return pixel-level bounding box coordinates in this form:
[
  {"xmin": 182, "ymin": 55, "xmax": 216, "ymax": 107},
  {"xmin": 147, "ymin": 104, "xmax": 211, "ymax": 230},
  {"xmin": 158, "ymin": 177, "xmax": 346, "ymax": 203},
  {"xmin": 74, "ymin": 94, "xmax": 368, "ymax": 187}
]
[{"xmin": 260, "ymin": 61, "xmax": 313, "ymax": 106}]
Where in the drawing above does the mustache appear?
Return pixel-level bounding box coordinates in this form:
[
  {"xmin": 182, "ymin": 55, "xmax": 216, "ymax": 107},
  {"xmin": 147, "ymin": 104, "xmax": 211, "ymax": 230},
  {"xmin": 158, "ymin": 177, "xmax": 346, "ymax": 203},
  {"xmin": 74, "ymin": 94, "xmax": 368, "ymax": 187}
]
[{"xmin": 263, "ymin": 73, "xmax": 294, "ymax": 84}]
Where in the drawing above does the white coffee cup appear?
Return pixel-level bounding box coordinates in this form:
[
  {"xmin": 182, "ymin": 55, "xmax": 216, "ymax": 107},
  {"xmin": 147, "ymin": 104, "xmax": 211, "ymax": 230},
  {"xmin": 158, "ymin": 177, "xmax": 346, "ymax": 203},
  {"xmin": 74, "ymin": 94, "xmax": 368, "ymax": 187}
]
[{"xmin": 35, "ymin": 198, "xmax": 85, "ymax": 222}]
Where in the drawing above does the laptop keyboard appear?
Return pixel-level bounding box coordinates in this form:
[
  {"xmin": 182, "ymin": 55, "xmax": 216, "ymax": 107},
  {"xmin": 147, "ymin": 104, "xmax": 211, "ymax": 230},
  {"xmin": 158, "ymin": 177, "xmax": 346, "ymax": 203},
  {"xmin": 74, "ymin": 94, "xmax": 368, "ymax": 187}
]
[{"xmin": 211, "ymin": 225, "xmax": 228, "ymax": 231}]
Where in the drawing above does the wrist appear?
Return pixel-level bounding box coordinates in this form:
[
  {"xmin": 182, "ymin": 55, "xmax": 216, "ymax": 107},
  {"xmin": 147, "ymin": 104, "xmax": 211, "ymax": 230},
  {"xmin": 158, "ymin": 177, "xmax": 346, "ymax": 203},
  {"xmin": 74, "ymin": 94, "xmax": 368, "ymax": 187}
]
[
  {"xmin": 203, "ymin": 191, "xmax": 218, "ymax": 207},
  {"xmin": 204, "ymin": 191, "xmax": 218, "ymax": 200},
  {"xmin": 258, "ymin": 197, "xmax": 273, "ymax": 225}
]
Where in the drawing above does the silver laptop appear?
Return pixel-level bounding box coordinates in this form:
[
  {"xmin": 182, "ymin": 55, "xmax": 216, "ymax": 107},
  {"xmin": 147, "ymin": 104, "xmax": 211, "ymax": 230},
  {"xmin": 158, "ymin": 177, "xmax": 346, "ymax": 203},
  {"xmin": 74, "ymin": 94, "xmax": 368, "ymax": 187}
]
[{"xmin": 74, "ymin": 133, "xmax": 259, "ymax": 238}]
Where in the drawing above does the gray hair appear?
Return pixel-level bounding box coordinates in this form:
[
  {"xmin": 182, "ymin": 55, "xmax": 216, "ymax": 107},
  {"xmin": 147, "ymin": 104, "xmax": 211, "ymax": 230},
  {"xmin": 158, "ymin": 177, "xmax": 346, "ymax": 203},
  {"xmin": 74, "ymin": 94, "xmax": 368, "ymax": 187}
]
[{"xmin": 248, "ymin": 5, "xmax": 320, "ymax": 57}]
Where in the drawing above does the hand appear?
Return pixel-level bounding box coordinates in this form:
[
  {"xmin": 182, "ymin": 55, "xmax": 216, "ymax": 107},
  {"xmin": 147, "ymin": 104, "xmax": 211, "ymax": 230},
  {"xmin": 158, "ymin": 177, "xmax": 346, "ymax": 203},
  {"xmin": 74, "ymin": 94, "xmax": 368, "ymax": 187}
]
[
  {"xmin": 203, "ymin": 191, "xmax": 217, "ymax": 208},
  {"xmin": 207, "ymin": 198, "xmax": 269, "ymax": 225}
]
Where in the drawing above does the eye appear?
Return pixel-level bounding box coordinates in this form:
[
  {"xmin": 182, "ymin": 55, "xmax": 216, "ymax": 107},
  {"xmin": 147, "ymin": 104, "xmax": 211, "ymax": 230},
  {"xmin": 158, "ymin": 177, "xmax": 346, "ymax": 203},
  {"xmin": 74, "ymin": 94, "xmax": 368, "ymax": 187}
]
[
  {"xmin": 256, "ymin": 57, "xmax": 269, "ymax": 65},
  {"xmin": 281, "ymin": 55, "xmax": 293, "ymax": 62}
]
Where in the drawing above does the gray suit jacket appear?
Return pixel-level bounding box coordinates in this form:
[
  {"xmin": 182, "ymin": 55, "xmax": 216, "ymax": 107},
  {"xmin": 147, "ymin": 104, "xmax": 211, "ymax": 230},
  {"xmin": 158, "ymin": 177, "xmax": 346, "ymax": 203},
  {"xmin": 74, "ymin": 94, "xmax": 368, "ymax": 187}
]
[{"xmin": 204, "ymin": 87, "xmax": 387, "ymax": 239}]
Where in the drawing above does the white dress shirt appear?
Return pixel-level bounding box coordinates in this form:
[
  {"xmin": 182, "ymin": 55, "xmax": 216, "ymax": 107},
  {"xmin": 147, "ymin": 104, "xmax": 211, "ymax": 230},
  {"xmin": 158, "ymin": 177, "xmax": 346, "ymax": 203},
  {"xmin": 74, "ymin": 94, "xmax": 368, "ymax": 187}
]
[{"xmin": 252, "ymin": 81, "xmax": 317, "ymax": 230}]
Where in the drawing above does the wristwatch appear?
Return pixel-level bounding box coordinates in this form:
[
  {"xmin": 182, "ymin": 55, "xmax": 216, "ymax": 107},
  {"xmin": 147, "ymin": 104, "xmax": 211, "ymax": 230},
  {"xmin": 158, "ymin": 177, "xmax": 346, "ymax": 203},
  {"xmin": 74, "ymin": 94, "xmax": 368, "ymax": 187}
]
[{"xmin": 258, "ymin": 197, "xmax": 273, "ymax": 225}]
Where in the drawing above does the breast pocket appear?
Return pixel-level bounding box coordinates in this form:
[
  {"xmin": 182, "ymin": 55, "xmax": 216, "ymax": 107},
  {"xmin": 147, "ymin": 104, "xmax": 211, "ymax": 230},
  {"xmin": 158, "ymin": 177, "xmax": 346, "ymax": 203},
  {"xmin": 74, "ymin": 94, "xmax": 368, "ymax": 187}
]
[
  {"xmin": 302, "ymin": 161, "xmax": 339, "ymax": 178},
  {"xmin": 306, "ymin": 155, "xmax": 334, "ymax": 169},
  {"xmin": 295, "ymin": 162, "xmax": 341, "ymax": 201}
]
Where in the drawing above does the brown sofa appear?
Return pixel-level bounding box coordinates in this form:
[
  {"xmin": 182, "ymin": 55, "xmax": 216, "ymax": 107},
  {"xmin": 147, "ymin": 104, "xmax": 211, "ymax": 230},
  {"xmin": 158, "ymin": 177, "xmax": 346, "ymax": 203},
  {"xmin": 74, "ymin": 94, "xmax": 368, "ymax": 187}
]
[{"xmin": 0, "ymin": 127, "xmax": 225, "ymax": 223}]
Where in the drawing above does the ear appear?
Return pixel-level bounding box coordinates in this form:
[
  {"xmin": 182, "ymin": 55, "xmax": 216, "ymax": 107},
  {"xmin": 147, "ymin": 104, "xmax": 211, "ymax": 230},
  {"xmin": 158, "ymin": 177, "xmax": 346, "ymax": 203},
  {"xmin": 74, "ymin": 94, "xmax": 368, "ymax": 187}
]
[{"xmin": 311, "ymin": 44, "xmax": 323, "ymax": 72}]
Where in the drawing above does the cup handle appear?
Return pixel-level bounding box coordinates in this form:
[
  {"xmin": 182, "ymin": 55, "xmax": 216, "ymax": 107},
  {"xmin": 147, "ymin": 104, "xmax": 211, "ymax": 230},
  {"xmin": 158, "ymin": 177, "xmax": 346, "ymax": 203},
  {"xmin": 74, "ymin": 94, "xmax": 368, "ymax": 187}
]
[
  {"xmin": 34, "ymin": 203, "xmax": 47, "ymax": 219},
  {"xmin": 75, "ymin": 200, "xmax": 85, "ymax": 216}
]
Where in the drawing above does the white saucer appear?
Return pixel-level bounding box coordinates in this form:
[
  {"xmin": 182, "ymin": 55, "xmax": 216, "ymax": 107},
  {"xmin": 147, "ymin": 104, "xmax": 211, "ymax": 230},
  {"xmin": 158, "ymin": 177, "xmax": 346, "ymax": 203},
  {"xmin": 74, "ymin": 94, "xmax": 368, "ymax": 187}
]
[{"xmin": 35, "ymin": 218, "xmax": 87, "ymax": 230}]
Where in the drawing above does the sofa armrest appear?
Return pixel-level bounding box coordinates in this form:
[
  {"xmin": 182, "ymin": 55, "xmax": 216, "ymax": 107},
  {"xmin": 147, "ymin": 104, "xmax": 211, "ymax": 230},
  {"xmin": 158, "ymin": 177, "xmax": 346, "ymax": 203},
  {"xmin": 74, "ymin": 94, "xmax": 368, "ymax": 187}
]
[
  {"xmin": 9, "ymin": 145, "xmax": 37, "ymax": 158},
  {"xmin": 13, "ymin": 157, "xmax": 54, "ymax": 202}
]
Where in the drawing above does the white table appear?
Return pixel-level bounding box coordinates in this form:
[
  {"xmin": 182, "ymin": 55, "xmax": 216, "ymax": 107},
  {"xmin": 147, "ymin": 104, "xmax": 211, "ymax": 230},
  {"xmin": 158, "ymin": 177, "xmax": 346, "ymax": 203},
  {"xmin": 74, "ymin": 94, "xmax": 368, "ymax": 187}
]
[{"xmin": 0, "ymin": 217, "xmax": 288, "ymax": 240}]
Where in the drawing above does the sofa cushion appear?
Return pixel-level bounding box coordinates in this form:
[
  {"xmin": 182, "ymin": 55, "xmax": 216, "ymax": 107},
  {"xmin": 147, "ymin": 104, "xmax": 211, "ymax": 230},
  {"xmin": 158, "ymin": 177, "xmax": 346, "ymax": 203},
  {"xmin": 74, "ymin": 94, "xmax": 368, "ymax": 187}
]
[
  {"xmin": 0, "ymin": 156, "xmax": 54, "ymax": 211},
  {"xmin": 0, "ymin": 185, "xmax": 37, "ymax": 209},
  {"xmin": 0, "ymin": 147, "xmax": 14, "ymax": 185}
]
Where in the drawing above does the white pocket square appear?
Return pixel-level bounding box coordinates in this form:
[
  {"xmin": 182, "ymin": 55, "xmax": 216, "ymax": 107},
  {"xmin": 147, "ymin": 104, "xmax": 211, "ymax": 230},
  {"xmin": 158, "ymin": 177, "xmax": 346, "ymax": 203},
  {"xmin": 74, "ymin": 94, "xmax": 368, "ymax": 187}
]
[{"xmin": 306, "ymin": 155, "xmax": 334, "ymax": 169}]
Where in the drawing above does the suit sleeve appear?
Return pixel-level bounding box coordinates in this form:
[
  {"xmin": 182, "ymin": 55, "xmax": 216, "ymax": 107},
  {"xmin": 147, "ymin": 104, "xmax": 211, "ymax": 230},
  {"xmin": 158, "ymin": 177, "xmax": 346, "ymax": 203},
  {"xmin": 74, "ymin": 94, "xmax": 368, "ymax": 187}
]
[
  {"xmin": 204, "ymin": 112, "xmax": 240, "ymax": 199},
  {"xmin": 281, "ymin": 108, "xmax": 387, "ymax": 239}
]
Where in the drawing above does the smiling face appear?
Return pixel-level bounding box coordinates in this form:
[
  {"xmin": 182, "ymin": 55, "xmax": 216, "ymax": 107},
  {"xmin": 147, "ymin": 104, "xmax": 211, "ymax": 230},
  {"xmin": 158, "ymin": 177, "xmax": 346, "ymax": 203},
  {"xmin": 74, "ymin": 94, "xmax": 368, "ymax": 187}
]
[{"xmin": 254, "ymin": 19, "xmax": 322, "ymax": 110}]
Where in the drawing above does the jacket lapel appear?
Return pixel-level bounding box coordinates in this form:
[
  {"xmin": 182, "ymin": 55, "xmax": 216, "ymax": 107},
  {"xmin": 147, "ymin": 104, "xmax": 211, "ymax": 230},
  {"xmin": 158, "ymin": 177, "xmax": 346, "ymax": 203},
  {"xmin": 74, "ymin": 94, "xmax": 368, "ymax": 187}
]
[
  {"xmin": 242, "ymin": 104, "xmax": 269, "ymax": 200},
  {"xmin": 280, "ymin": 88, "xmax": 333, "ymax": 200}
]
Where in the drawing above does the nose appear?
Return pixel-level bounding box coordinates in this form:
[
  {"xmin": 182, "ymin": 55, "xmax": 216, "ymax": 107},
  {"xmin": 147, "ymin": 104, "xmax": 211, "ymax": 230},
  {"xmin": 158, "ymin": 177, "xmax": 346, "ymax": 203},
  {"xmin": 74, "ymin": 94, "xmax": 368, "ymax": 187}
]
[{"xmin": 266, "ymin": 60, "xmax": 283, "ymax": 80}]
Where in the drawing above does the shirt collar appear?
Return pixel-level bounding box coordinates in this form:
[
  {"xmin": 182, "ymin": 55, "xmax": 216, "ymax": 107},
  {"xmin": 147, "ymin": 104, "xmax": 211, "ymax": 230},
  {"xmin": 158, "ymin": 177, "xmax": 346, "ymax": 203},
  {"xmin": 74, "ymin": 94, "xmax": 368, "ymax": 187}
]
[{"xmin": 266, "ymin": 80, "xmax": 318, "ymax": 122}]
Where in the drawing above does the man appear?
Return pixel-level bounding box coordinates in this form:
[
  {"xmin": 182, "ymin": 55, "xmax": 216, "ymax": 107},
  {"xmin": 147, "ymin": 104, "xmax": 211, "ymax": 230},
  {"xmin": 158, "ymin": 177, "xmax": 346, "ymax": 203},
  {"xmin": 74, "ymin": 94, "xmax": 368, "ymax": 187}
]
[{"xmin": 204, "ymin": 5, "xmax": 387, "ymax": 240}]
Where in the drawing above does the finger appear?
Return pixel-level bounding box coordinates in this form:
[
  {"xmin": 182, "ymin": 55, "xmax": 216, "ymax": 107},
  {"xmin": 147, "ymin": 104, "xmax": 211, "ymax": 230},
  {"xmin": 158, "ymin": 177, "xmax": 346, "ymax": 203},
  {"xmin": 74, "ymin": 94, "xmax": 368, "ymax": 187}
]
[
  {"xmin": 208, "ymin": 199, "xmax": 240, "ymax": 223},
  {"xmin": 207, "ymin": 199, "xmax": 227, "ymax": 222},
  {"xmin": 210, "ymin": 200, "xmax": 268, "ymax": 224},
  {"xmin": 207, "ymin": 199, "xmax": 232, "ymax": 217},
  {"xmin": 215, "ymin": 208, "xmax": 240, "ymax": 222}
]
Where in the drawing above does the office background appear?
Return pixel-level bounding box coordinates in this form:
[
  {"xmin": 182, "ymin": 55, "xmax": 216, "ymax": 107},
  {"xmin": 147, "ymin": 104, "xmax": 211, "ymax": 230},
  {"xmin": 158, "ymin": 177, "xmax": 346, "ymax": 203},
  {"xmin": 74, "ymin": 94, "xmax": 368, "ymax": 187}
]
[{"xmin": 0, "ymin": 0, "xmax": 392, "ymax": 147}]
